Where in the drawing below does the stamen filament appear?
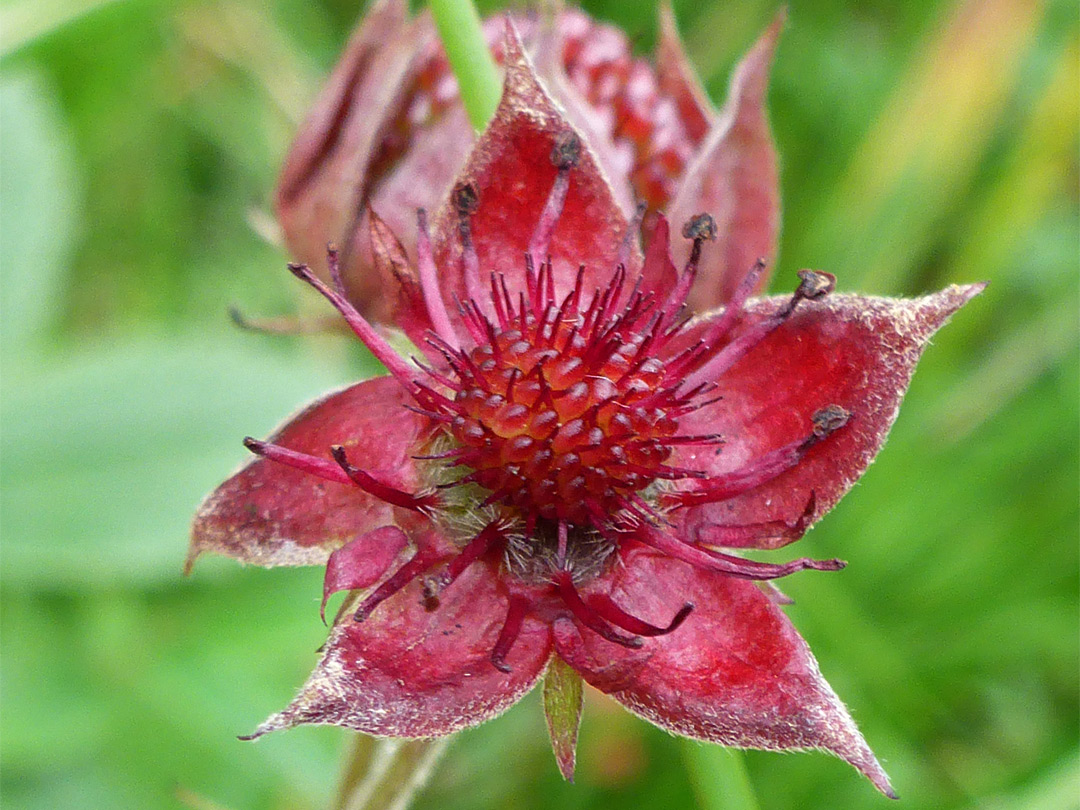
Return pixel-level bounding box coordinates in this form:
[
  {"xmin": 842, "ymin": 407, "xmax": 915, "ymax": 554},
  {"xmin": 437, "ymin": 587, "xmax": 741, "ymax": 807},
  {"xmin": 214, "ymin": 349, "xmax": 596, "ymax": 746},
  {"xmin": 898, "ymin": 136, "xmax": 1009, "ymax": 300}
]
[
  {"xmin": 243, "ymin": 437, "xmax": 350, "ymax": 484},
  {"xmin": 556, "ymin": 571, "xmax": 643, "ymax": 648},
  {"xmin": 528, "ymin": 133, "xmax": 580, "ymax": 270},
  {"xmin": 586, "ymin": 593, "xmax": 694, "ymax": 637},
  {"xmin": 639, "ymin": 525, "xmax": 845, "ymax": 580},
  {"xmin": 354, "ymin": 550, "xmax": 437, "ymax": 622},
  {"xmin": 288, "ymin": 260, "xmax": 419, "ymax": 394},
  {"xmin": 331, "ymin": 445, "xmax": 438, "ymax": 512},
  {"xmin": 490, "ymin": 594, "xmax": 529, "ymax": 673}
]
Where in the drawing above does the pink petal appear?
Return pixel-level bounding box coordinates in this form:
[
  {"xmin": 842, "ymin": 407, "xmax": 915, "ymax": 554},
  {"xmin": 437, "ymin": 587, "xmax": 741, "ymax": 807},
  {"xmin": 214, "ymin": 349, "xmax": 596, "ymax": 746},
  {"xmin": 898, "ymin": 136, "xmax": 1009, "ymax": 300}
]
[
  {"xmin": 672, "ymin": 284, "xmax": 986, "ymax": 541},
  {"xmin": 430, "ymin": 22, "xmax": 642, "ymax": 316},
  {"xmin": 656, "ymin": 2, "xmax": 715, "ymax": 143},
  {"xmin": 275, "ymin": 0, "xmax": 432, "ymax": 323},
  {"xmin": 188, "ymin": 377, "xmax": 429, "ymax": 570},
  {"xmin": 322, "ymin": 525, "xmax": 410, "ymax": 621},
  {"xmin": 668, "ymin": 11, "xmax": 784, "ymax": 311},
  {"xmin": 243, "ymin": 561, "xmax": 554, "ymax": 738},
  {"xmin": 558, "ymin": 545, "xmax": 896, "ymax": 797}
]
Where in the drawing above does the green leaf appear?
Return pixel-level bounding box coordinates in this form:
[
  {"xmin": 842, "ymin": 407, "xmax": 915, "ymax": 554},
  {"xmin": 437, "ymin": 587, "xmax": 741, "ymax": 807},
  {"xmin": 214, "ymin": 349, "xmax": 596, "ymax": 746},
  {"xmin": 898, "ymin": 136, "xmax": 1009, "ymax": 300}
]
[
  {"xmin": 430, "ymin": 0, "xmax": 502, "ymax": 131},
  {"xmin": 0, "ymin": 70, "xmax": 79, "ymax": 351},
  {"xmin": 542, "ymin": 654, "xmax": 584, "ymax": 782},
  {"xmin": 0, "ymin": 334, "xmax": 352, "ymax": 588}
]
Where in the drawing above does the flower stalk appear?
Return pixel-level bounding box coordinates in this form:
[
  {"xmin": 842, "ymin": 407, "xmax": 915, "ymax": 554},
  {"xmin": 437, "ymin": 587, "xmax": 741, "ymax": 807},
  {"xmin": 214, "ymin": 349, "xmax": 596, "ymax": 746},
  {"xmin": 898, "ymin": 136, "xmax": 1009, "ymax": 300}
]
[
  {"xmin": 682, "ymin": 744, "xmax": 761, "ymax": 810},
  {"xmin": 429, "ymin": 0, "xmax": 501, "ymax": 131},
  {"xmin": 334, "ymin": 736, "xmax": 451, "ymax": 810}
]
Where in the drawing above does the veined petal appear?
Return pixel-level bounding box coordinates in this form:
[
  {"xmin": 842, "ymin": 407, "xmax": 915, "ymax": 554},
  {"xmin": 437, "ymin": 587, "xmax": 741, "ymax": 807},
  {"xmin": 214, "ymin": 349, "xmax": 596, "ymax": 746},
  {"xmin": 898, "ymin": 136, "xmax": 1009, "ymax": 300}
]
[
  {"xmin": 558, "ymin": 546, "xmax": 896, "ymax": 797},
  {"xmin": 671, "ymin": 284, "xmax": 986, "ymax": 542},
  {"xmin": 188, "ymin": 377, "xmax": 429, "ymax": 570},
  {"xmin": 430, "ymin": 21, "xmax": 642, "ymax": 318},
  {"xmin": 243, "ymin": 560, "xmax": 554, "ymax": 738},
  {"xmin": 669, "ymin": 11, "xmax": 783, "ymax": 310}
]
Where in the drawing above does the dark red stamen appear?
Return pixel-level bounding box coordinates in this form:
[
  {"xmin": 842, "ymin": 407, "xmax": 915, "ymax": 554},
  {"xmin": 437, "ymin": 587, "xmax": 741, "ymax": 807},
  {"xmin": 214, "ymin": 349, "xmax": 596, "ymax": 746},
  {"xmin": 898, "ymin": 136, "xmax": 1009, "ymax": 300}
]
[
  {"xmin": 243, "ymin": 437, "xmax": 350, "ymax": 485},
  {"xmin": 666, "ymin": 407, "xmax": 849, "ymax": 508},
  {"xmin": 586, "ymin": 593, "xmax": 694, "ymax": 637},
  {"xmin": 528, "ymin": 132, "xmax": 580, "ymax": 270},
  {"xmin": 428, "ymin": 523, "xmax": 506, "ymax": 596},
  {"xmin": 287, "ymin": 259, "xmax": 420, "ymax": 394},
  {"xmin": 696, "ymin": 258, "xmax": 768, "ymax": 347},
  {"xmin": 331, "ymin": 445, "xmax": 438, "ymax": 512},
  {"xmin": 353, "ymin": 549, "xmax": 437, "ymax": 622},
  {"xmin": 682, "ymin": 269, "xmax": 837, "ymax": 390},
  {"xmin": 490, "ymin": 593, "xmax": 529, "ymax": 673},
  {"xmin": 416, "ymin": 208, "xmax": 460, "ymax": 348},
  {"xmin": 638, "ymin": 525, "xmax": 845, "ymax": 581},
  {"xmin": 555, "ymin": 571, "xmax": 643, "ymax": 648}
]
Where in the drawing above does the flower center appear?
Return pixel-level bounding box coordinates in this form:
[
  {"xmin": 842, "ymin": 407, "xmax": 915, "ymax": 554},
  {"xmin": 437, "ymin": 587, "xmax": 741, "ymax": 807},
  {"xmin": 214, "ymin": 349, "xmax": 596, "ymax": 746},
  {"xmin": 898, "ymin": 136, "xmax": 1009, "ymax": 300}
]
[{"xmin": 448, "ymin": 305, "xmax": 675, "ymax": 525}]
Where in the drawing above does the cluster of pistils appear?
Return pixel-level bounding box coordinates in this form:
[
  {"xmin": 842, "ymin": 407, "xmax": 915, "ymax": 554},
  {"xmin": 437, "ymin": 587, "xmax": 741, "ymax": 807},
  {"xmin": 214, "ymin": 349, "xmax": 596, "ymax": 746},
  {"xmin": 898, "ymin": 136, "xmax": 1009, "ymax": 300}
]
[
  {"xmin": 248, "ymin": 130, "xmax": 858, "ymax": 666},
  {"xmin": 419, "ymin": 259, "xmax": 712, "ymax": 528}
]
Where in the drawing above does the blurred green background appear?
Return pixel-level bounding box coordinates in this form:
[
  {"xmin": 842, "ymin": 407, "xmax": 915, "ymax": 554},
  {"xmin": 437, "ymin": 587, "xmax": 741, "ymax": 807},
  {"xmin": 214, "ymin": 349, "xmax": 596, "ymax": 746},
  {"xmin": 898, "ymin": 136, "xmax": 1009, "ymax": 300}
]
[{"xmin": 1, "ymin": 0, "xmax": 1077, "ymax": 808}]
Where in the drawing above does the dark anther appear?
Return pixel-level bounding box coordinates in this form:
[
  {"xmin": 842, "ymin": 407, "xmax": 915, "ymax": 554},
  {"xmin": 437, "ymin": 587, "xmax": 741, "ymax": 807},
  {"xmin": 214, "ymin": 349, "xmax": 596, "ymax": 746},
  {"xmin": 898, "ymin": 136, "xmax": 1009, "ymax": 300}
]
[
  {"xmin": 795, "ymin": 269, "xmax": 836, "ymax": 301},
  {"xmin": 550, "ymin": 131, "xmax": 581, "ymax": 170},
  {"xmin": 681, "ymin": 213, "xmax": 717, "ymax": 242},
  {"xmin": 421, "ymin": 576, "xmax": 442, "ymax": 611},
  {"xmin": 452, "ymin": 182, "xmax": 479, "ymax": 216},
  {"xmin": 812, "ymin": 404, "xmax": 852, "ymax": 437},
  {"xmin": 326, "ymin": 243, "xmax": 345, "ymax": 294}
]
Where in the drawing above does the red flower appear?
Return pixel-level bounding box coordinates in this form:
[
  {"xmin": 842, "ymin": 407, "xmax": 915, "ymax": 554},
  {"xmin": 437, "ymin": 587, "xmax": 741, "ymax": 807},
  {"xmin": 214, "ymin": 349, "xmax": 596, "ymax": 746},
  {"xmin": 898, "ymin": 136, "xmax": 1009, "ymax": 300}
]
[{"xmin": 190, "ymin": 7, "xmax": 983, "ymax": 797}]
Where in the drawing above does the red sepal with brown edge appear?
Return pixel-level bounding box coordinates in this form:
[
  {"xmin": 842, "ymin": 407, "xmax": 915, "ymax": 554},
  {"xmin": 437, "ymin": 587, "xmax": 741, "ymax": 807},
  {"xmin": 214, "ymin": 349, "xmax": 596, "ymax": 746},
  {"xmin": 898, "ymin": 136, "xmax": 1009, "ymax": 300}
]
[
  {"xmin": 188, "ymin": 377, "xmax": 431, "ymax": 571},
  {"xmin": 430, "ymin": 21, "xmax": 642, "ymax": 318},
  {"xmin": 670, "ymin": 284, "xmax": 986, "ymax": 545},
  {"xmin": 243, "ymin": 560, "xmax": 554, "ymax": 739},
  {"xmin": 367, "ymin": 208, "xmax": 434, "ymax": 349},
  {"xmin": 656, "ymin": 2, "xmax": 715, "ymax": 143},
  {"xmin": 668, "ymin": 10, "xmax": 783, "ymax": 311},
  {"xmin": 560, "ymin": 545, "xmax": 897, "ymax": 797},
  {"xmin": 275, "ymin": 0, "xmax": 432, "ymax": 323}
]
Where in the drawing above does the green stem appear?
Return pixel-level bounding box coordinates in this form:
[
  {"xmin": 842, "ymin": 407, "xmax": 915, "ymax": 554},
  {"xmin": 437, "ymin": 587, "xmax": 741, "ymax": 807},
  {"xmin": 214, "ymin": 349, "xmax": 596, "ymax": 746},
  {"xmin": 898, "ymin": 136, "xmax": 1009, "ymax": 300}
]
[
  {"xmin": 429, "ymin": 0, "xmax": 502, "ymax": 131},
  {"xmin": 681, "ymin": 742, "xmax": 762, "ymax": 810},
  {"xmin": 333, "ymin": 735, "xmax": 452, "ymax": 810}
]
